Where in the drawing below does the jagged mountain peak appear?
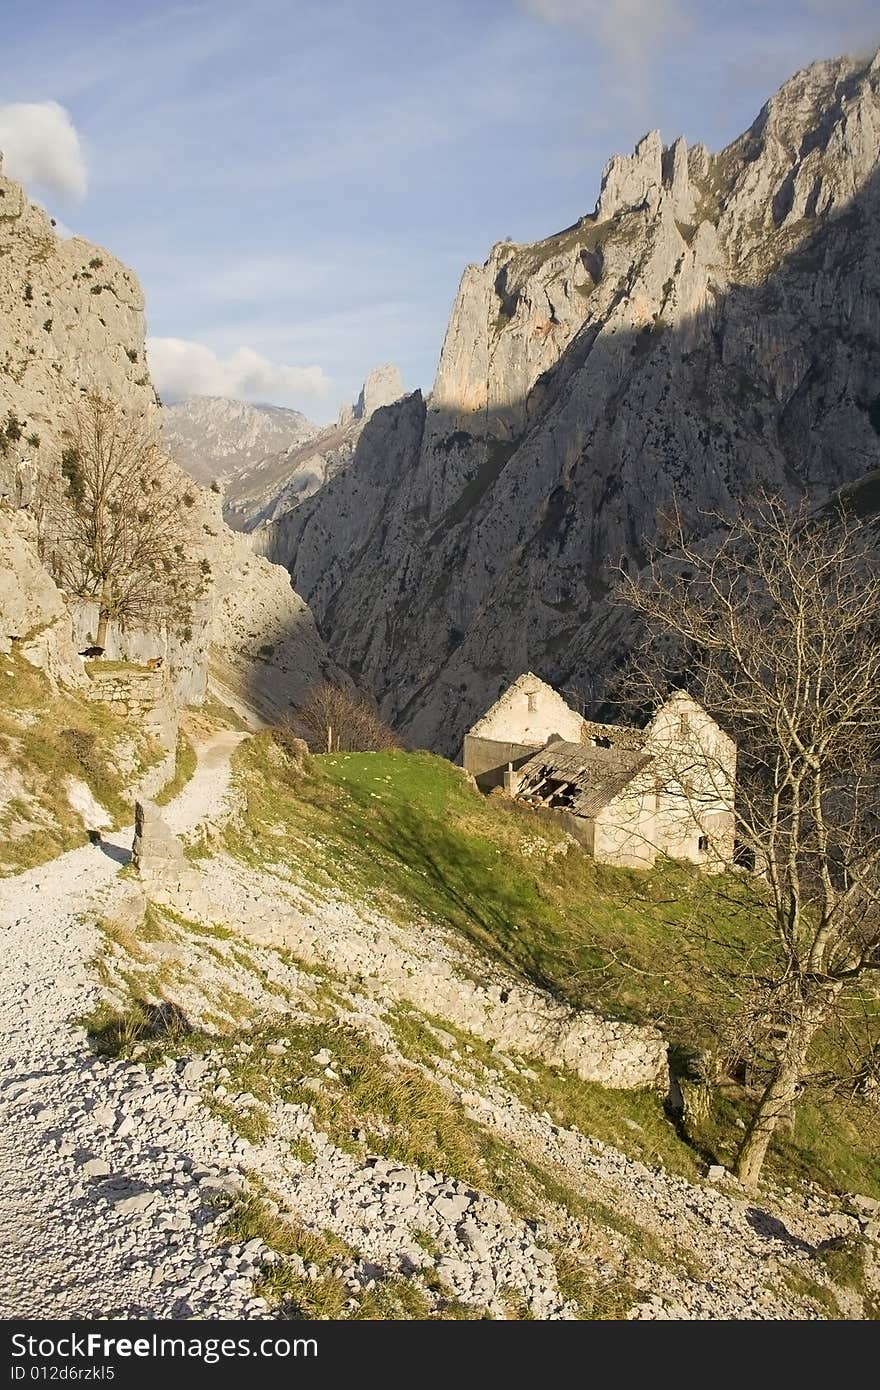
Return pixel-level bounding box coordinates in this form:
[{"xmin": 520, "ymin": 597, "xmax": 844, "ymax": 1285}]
[
  {"xmin": 164, "ymin": 365, "xmax": 405, "ymax": 531},
  {"xmin": 255, "ymin": 49, "xmax": 880, "ymax": 756},
  {"xmin": 338, "ymin": 362, "xmax": 404, "ymax": 426}
]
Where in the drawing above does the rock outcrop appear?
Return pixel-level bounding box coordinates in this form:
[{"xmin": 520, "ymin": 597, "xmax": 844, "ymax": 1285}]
[
  {"xmin": 257, "ymin": 50, "xmax": 880, "ymax": 755},
  {"xmin": 0, "ymin": 510, "xmax": 84, "ymax": 686},
  {"xmin": 132, "ymin": 799, "xmax": 190, "ymax": 878},
  {"xmin": 338, "ymin": 363, "xmax": 404, "ymax": 426},
  {"xmin": 0, "ymin": 161, "xmax": 334, "ymax": 724}
]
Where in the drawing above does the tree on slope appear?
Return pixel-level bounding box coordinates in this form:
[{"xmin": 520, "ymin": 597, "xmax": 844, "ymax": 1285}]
[
  {"xmin": 619, "ymin": 497, "xmax": 880, "ymax": 1188},
  {"xmin": 292, "ymin": 680, "xmax": 398, "ymax": 753},
  {"xmin": 43, "ymin": 392, "xmax": 196, "ymax": 650}
]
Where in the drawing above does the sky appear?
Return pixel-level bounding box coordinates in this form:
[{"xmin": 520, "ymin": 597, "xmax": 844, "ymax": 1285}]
[{"xmin": 1, "ymin": 0, "xmax": 878, "ymax": 422}]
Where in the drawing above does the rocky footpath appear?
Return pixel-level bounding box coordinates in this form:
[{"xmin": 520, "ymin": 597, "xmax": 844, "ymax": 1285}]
[{"xmin": 1, "ymin": 735, "xmax": 876, "ymax": 1320}]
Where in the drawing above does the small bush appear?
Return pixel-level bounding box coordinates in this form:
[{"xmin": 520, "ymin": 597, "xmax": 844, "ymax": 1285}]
[{"xmin": 291, "ymin": 681, "xmax": 399, "ymax": 753}]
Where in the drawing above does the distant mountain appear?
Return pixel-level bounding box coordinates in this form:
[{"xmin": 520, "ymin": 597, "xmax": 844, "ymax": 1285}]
[
  {"xmin": 165, "ymin": 367, "xmax": 404, "ymax": 531},
  {"xmin": 161, "ymin": 396, "xmax": 318, "ymax": 488},
  {"xmin": 255, "ymin": 50, "xmax": 880, "ymax": 756}
]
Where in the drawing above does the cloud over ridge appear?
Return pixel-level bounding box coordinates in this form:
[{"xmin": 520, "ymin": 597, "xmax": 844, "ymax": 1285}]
[
  {"xmin": 517, "ymin": 0, "xmax": 686, "ymax": 67},
  {"xmin": 146, "ymin": 336, "xmax": 332, "ymax": 407},
  {"xmin": 0, "ymin": 100, "xmax": 87, "ymax": 200}
]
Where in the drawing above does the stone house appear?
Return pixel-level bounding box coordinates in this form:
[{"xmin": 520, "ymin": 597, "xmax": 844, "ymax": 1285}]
[{"xmin": 462, "ymin": 673, "xmax": 735, "ymax": 872}]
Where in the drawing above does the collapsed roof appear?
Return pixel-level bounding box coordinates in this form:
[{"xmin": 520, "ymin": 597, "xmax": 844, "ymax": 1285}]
[{"xmin": 514, "ymin": 742, "xmax": 653, "ymax": 819}]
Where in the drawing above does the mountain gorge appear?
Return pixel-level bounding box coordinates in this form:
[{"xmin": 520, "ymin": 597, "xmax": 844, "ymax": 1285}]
[
  {"xmin": 164, "ymin": 365, "xmax": 403, "ymax": 531},
  {"xmin": 3, "ymin": 40, "xmax": 880, "ymax": 1325},
  {"xmin": 255, "ymin": 50, "xmax": 880, "ymax": 756}
]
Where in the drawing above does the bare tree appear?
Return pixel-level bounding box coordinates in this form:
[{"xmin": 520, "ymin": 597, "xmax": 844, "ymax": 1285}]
[
  {"xmin": 41, "ymin": 393, "xmax": 197, "ymax": 649},
  {"xmin": 292, "ymin": 681, "xmax": 398, "ymax": 753},
  {"xmin": 618, "ymin": 496, "xmax": 880, "ymax": 1187}
]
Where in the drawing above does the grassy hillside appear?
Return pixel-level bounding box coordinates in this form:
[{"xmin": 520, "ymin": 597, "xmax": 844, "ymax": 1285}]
[
  {"xmin": 0, "ymin": 651, "xmax": 165, "ymax": 873},
  {"xmin": 227, "ymin": 736, "xmax": 880, "ymax": 1199}
]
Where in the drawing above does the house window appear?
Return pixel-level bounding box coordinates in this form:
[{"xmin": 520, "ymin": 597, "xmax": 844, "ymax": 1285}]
[
  {"xmin": 527, "ymin": 692, "xmax": 537, "ymax": 712},
  {"xmin": 654, "ymin": 777, "xmax": 663, "ymax": 811},
  {"xmin": 698, "ymin": 834, "xmax": 709, "ymax": 853},
  {"xmin": 679, "ymin": 713, "xmax": 689, "ymax": 736}
]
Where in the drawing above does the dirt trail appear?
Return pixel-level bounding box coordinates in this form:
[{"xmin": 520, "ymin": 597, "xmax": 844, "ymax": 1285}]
[{"xmin": 0, "ymin": 732, "xmax": 246, "ymax": 1316}]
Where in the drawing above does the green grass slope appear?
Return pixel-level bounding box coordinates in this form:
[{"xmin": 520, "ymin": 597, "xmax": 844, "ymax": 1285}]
[{"xmin": 227, "ymin": 737, "xmax": 880, "ymax": 1198}]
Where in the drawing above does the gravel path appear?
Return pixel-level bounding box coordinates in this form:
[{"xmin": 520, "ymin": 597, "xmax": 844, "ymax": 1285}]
[{"xmin": 0, "ymin": 732, "xmax": 252, "ymax": 1318}]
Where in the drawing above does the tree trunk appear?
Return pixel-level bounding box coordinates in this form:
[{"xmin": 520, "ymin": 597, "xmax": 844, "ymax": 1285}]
[
  {"xmin": 734, "ymin": 994, "xmax": 834, "ymax": 1188},
  {"xmin": 95, "ymin": 608, "xmax": 110, "ymax": 650},
  {"xmin": 733, "ymin": 1054, "xmax": 804, "ymax": 1188},
  {"xmin": 95, "ymin": 577, "xmax": 112, "ymax": 650}
]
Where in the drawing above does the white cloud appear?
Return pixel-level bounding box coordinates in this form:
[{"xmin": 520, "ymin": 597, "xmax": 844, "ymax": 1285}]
[
  {"xmin": 146, "ymin": 337, "xmax": 332, "ymax": 407},
  {"xmin": 517, "ymin": 0, "xmax": 686, "ymax": 68},
  {"xmin": 0, "ymin": 100, "xmax": 87, "ymax": 200}
]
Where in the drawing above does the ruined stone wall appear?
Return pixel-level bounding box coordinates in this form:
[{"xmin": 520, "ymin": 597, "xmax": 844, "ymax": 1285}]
[
  {"xmin": 462, "ymin": 734, "xmax": 542, "ymax": 790},
  {"xmin": 644, "ymin": 692, "xmax": 736, "ymax": 873},
  {"xmin": 593, "ymin": 769, "xmax": 659, "ymax": 870},
  {"xmin": 83, "ymin": 666, "xmax": 178, "ymax": 797},
  {"xmin": 467, "ymin": 674, "xmax": 585, "ymax": 749}
]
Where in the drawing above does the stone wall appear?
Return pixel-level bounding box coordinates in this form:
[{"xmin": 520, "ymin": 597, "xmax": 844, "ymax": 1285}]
[
  {"xmin": 643, "ymin": 692, "xmax": 737, "ymax": 873},
  {"xmin": 468, "ymin": 673, "xmax": 585, "ymax": 748},
  {"xmin": 236, "ymin": 891, "xmax": 668, "ymax": 1091},
  {"xmin": 83, "ymin": 666, "xmax": 178, "ymax": 798},
  {"xmin": 462, "ymin": 734, "xmax": 542, "ymax": 791},
  {"xmin": 593, "ymin": 768, "xmax": 659, "ymax": 870}
]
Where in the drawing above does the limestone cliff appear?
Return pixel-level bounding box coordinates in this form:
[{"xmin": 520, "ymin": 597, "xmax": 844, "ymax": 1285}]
[
  {"xmin": 0, "ymin": 161, "xmax": 333, "ymax": 722},
  {"xmin": 259, "ymin": 50, "xmax": 880, "ymax": 755}
]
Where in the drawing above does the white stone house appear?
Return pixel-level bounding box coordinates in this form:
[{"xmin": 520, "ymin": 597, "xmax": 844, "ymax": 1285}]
[{"xmin": 462, "ymin": 673, "xmax": 736, "ymax": 872}]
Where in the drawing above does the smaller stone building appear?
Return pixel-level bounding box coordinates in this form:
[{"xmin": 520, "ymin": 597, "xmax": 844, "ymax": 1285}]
[{"xmin": 462, "ymin": 673, "xmax": 735, "ymax": 872}]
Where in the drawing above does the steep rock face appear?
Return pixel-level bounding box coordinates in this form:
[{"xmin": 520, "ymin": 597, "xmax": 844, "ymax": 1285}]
[
  {"xmin": 0, "ymin": 154, "xmax": 151, "ymax": 505},
  {"xmin": 161, "ymin": 396, "xmax": 317, "ymax": 488},
  {"xmin": 0, "ymin": 164, "xmax": 333, "ymax": 721},
  {"xmin": 217, "ymin": 365, "xmax": 404, "ymax": 531},
  {"xmin": 260, "ymin": 50, "xmax": 880, "ymax": 755},
  {"xmin": 0, "ymin": 510, "xmax": 84, "ymax": 686}
]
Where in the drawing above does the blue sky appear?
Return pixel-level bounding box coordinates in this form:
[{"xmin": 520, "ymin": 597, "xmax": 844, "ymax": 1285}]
[{"xmin": 1, "ymin": 0, "xmax": 878, "ymax": 421}]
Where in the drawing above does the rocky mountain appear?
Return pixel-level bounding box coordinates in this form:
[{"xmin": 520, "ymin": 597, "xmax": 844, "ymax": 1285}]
[
  {"xmin": 168, "ymin": 364, "xmax": 404, "ymax": 532},
  {"xmin": 161, "ymin": 395, "xmax": 317, "ymax": 489},
  {"xmin": 257, "ymin": 50, "xmax": 880, "ymax": 756},
  {"xmin": 0, "ymin": 156, "xmax": 333, "ymax": 722}
]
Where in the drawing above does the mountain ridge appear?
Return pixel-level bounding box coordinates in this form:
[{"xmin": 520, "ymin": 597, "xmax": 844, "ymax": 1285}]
[
  {"xmin": 255, "ymin": 47, "xmax": 880, "ymax": 755},
  {"xmin": 0, "ymin": 162, "xmax": 335, "ymax": 723}
]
